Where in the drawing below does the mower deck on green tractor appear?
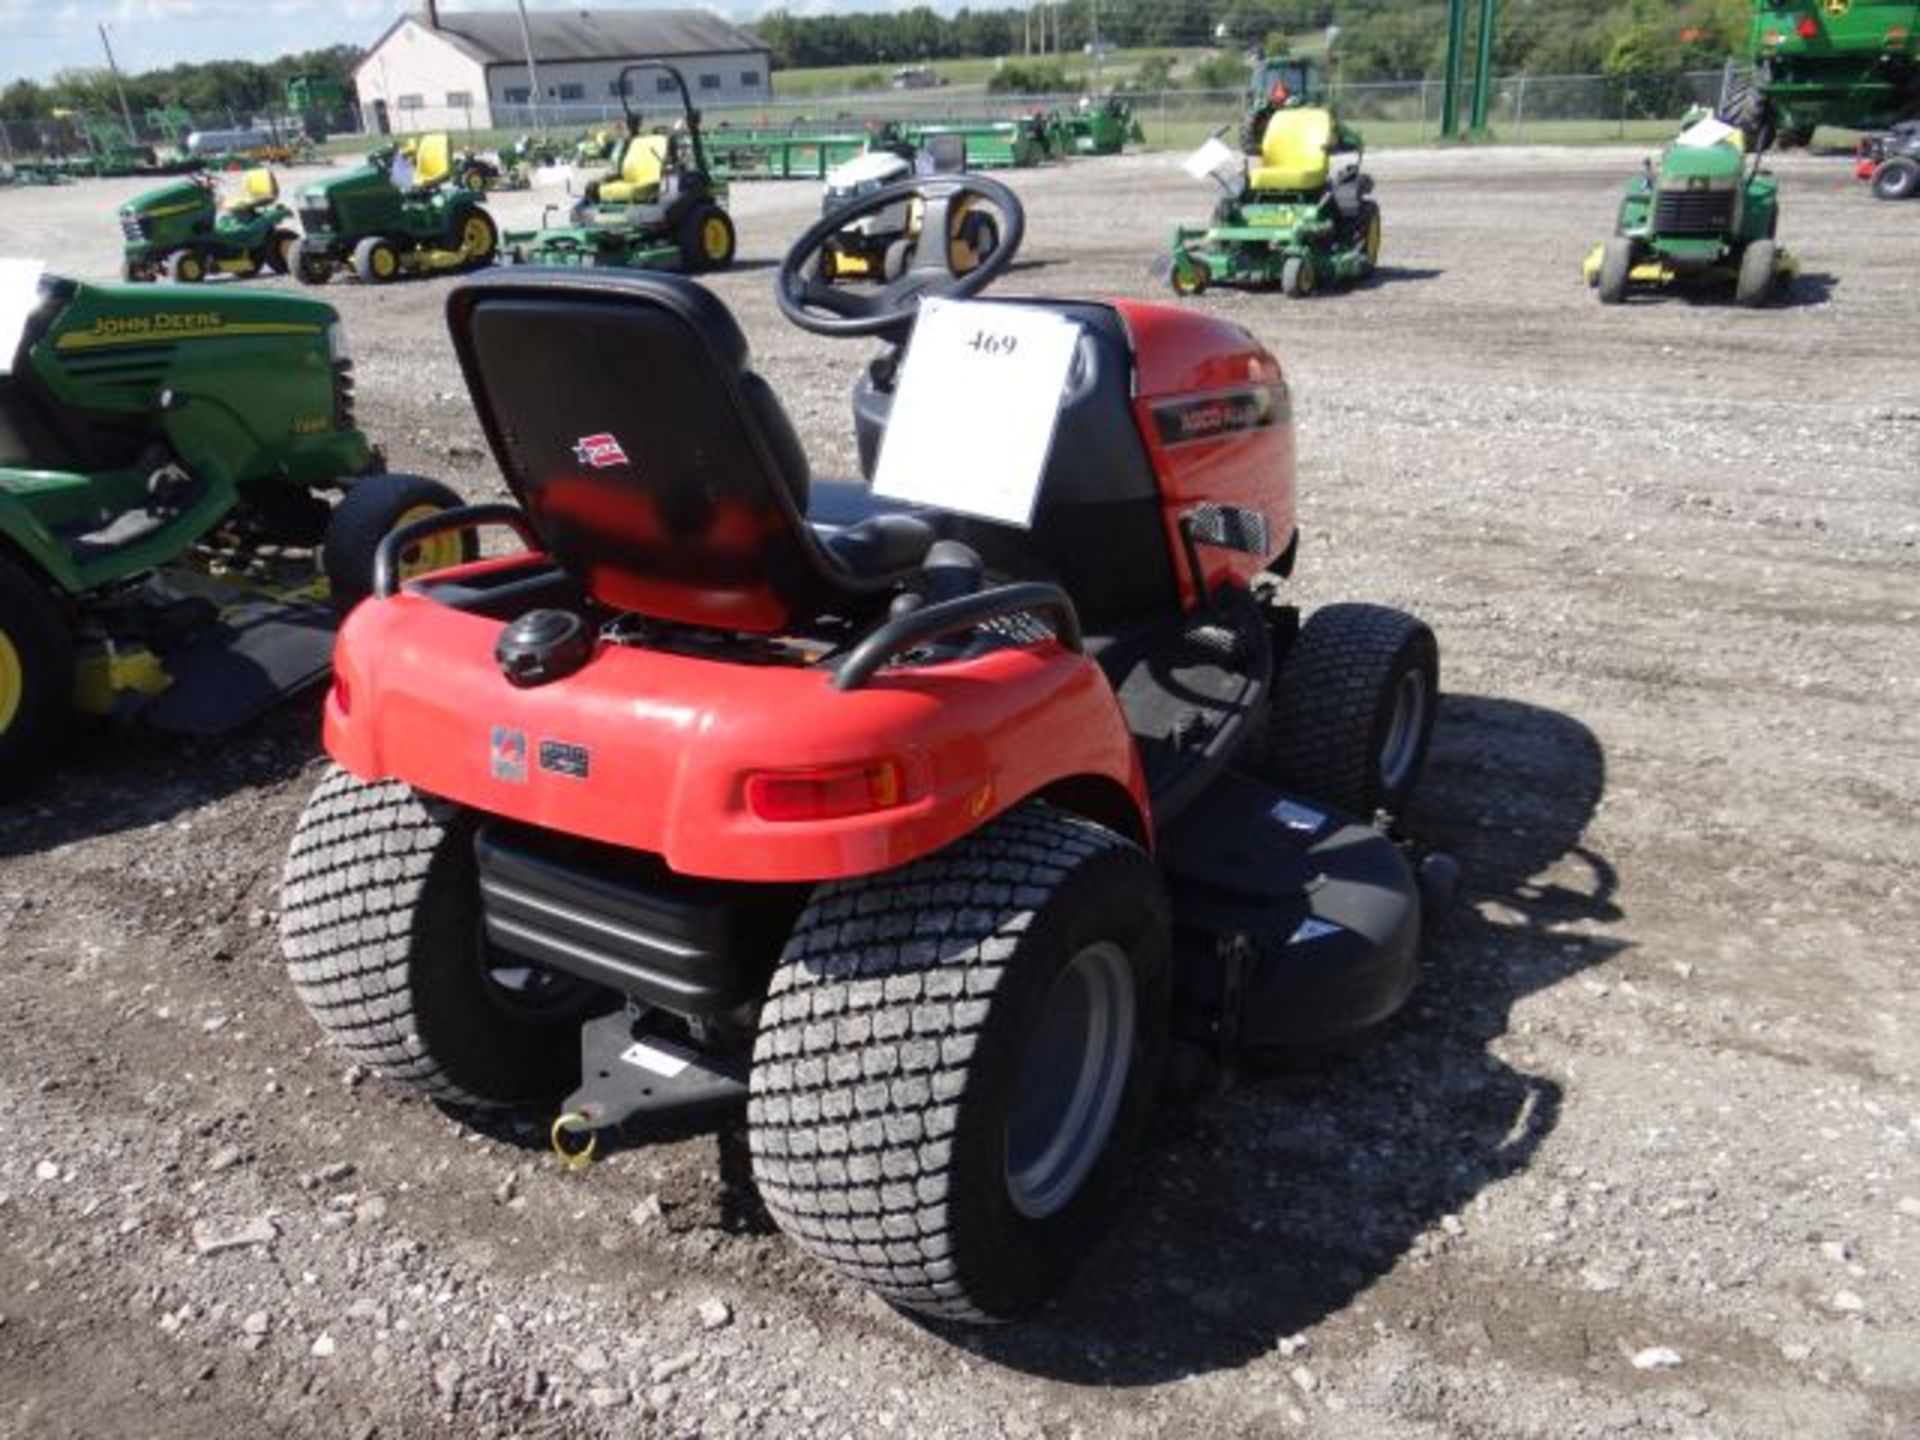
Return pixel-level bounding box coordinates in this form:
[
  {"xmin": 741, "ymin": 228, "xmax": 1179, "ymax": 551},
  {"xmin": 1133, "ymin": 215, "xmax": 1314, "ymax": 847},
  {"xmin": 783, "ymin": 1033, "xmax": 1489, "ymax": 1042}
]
[
  {"xmin": 509, "ymin": 63, "xmax": 735, "ymax": 273},
  {"xmin": 0, "ymin": 261, "xmax": 468, "ymax": 792},
  {"xmin": 292, "ymin": 132, "xmax": 500, "ymax": 286},
  {"xmin": 1585, "ymin": 112, "xmax": 1796, "ymax": 307},
  {"xmin": 1169, "ymin": 105, "xmax": 1380, "ymax": 298},
  {"xmin": 118, "ymin": 168, "xmax": 300, "ymax": 284}
]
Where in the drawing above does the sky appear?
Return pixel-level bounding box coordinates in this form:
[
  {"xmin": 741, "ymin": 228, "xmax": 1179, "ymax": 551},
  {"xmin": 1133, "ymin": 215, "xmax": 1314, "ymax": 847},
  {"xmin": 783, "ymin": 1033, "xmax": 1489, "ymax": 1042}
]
[{"xmin": 0, "ymin": 0, "xmax": 900, "ymax": 85}]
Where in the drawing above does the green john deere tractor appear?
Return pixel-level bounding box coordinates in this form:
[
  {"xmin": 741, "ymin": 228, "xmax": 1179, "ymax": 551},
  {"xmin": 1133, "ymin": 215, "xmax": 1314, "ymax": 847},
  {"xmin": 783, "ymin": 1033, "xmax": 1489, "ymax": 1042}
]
[
  {"xmin": 0, "ymin": 262, "xmax": 469, "ymax": 792},
  {"xmin": 1584, "ymin": 113, "xmax": 1796, "ymax": 307},
  {"xmin": 507, "ymin": 63, "xmax": 735, "ymax": 272},
  {"xmin": 1168, "ymin": 104, "xmax": 1379, "ymax": 298},
  {"xmin": 1735, "ymin": 0, "xmax": 1920, "ymax": 146},
  {"xmin": 292, "ymin": 133, "xmax": 500, "ymax": 285},
  {"xmin": 118, "ymin": 169, "xmax": 300, "ymax": 284}
]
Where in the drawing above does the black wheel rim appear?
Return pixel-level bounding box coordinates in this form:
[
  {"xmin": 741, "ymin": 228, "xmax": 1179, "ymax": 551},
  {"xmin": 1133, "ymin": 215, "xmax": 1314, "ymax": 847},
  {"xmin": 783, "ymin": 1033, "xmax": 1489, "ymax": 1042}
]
[{"xmin": 1005, "ymin": 940, "xmax": 1136, "ymax": 1220}]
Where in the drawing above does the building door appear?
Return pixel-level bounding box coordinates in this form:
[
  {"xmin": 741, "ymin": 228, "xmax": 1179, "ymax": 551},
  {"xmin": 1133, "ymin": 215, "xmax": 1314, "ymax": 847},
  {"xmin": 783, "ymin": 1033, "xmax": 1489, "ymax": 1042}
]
[{"xmin": 372, "ymin": 98, "xmax": 390, "ymax": 135}]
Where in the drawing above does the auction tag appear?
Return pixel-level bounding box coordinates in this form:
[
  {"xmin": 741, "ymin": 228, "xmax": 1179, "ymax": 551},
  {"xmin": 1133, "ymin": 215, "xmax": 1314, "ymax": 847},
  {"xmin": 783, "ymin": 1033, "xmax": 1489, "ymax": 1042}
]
[
  {"xmin": 0, "ymin": 258, "xmax": 47, "ymax": 377},
  {"xmin": 871, "ymin": 298, "xmax": 1081, "ymax": 528}
]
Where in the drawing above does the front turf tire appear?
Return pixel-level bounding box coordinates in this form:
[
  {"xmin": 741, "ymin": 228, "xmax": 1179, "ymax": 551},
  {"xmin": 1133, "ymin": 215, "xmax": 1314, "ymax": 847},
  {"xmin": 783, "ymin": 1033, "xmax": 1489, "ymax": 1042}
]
[
  {"xmin": 1597, "ymin": 236, "xmax": 1633, "ymax": 305},
  {"xmin": 1736, "ymin": 239, "xmax": 1778, "ymax": 308},
  {"xmin": 749, "ymin": 804, "xmax": 1171, "ymax": 1323},
  {"xmin": 279, "ymin": 766, "xmax": 593, "ymax": 1107},
  {"xmin": 1244, "ymin": 602, "xmax": 1440, "ymax": 820},
  {"xmin": 0, "ymin": 552, "xmax": 73, "ymax": 799}
]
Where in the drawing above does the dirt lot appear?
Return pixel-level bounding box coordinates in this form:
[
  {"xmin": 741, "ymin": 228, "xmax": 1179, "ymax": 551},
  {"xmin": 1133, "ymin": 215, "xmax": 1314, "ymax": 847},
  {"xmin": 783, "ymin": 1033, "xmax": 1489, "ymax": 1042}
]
[{"xmin": 1, "ymin": 146, "xmax": 1917, "ymax": 1439}]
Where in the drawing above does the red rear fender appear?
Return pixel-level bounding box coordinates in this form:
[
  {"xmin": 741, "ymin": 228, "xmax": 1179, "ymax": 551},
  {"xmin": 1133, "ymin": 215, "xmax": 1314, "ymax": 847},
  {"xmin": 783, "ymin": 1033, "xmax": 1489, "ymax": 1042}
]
[{"xmin": 324, "ymin": 591, "xmax": 1147, "ymax": 882}]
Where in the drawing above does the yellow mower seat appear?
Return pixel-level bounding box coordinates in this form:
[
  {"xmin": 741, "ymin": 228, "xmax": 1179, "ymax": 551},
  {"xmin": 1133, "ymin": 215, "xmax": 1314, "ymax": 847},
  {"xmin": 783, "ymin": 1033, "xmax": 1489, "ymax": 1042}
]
[
  {"xmin": 223, "ymin": 167, "xmax": 278, "ymax": 213},
  {"xmin": 1249, "ymin": 106, "xmax": 1334, "ymax": 193},
  {"xmin": 598, "ymin": 135, "xmax": 667, "ymax": 204},
  {"xmin": 410, "ymin": 132, "xmax": 453, "ymax": 190}
]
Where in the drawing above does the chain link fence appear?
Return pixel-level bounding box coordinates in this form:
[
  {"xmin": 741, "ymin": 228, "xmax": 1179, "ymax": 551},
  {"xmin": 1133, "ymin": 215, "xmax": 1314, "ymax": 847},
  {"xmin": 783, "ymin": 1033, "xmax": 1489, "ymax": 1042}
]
[{"xmin": 1, "ymin": 69, "xmax": 1736, "ymax": 172}]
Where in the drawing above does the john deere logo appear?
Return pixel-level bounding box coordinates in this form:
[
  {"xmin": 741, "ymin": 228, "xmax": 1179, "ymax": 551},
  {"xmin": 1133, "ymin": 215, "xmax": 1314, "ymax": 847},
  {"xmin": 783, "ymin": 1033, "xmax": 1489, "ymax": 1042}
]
[{"xmin": 1823, "ymin": 0, "xmax": 1850, "ymax": 16}]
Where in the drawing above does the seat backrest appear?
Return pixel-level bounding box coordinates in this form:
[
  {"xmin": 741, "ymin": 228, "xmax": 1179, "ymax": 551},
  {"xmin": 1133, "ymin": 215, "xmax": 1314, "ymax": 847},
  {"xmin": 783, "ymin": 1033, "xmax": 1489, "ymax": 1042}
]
[
  {"xmin": 412, "ymin": 132, "xmax": 452, "ymax": 188},
  {"xmin": 447, "ymin": 270, "xmax": 859, "ymax": 633},
  {"xmin": 243, "ymin": 167, "xmax": 278, "ymax": 203},
  {"xmin": 621, "ymin": 134, "xmax": 668, "ymax": 189},
  {"xmin": 1256, "ymin": 107, "xmax": 1333, "ymax": 191}
]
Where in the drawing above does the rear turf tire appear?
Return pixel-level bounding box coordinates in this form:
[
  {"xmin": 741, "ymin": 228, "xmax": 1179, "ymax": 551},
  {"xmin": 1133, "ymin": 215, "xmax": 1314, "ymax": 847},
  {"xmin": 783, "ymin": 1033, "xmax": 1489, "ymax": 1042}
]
[
  {"xmin": 749, "ymin": 804, "xmax": 1171, "ymax": 1322},
  {"xmin": 322, "ymin": 472, "xmax": 471, "ymax": 608},
  {"xmin": 1244, "ymin": 602, "xmax": 1440, "ymax": 820},
  {"xmin": 1597, "ymin": 236, "xmax": 1633, "ymax": 305},
  {"xmin": 0, "ymin": 552, "xmax": 73, "ymax": 799},
  {"xmin": 882, "ymin": 237, "xmax": 913, "ymax": 282},
  {"xmin": 1871, "ymin": 156, "xmax": 1920, "ymax": 201},
  {"xmin": 279, "ymin": 766, "xmax": 595, "ymax": 1107},
  {"xmin": 1736, "ymin": 238, "xmax": 1778, "ymax": 308},
  {"xmin": 265, "ymin": 229, "xmax": 299, "ymax": 275}
]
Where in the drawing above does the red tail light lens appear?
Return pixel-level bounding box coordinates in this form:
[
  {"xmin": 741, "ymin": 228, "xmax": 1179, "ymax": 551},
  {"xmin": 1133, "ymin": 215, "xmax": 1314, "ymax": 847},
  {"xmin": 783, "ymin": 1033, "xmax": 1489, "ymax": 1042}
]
[
  {"xmin": 746, "ymin": 760, "xmax": 910, "ymax": 822},
  {"xmin": 1796, "ymin": 15, "xmax": 1819, "ymax": 39}
]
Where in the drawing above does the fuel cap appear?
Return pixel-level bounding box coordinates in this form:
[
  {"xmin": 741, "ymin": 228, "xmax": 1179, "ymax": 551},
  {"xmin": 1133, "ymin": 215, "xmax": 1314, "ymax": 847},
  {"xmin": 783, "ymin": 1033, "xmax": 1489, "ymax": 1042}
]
[{"xmin": 495, "ymin": 608, "xmax": 591, "ymax": 688}]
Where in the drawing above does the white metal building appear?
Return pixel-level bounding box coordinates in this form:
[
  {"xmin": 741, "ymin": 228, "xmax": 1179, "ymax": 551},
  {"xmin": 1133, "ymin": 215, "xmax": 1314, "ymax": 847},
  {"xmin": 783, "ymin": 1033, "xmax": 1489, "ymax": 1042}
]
[{"xmin": 354, "ymin": 6, "xmax": 773, "ymax": 134}]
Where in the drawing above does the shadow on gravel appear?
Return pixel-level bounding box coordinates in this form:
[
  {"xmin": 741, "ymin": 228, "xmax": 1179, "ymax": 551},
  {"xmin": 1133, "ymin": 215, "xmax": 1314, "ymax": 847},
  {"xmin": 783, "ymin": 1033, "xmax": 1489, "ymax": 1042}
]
[
  {"xmin": 1366, "ymin": 264, "xmax": 1446, "ymax": 287},
  {"xmin": 941, "ymin": 692, "xmax": 1624, "ymax": 1385},
  {"xmin": 0, "ymin": 698, "xmax": 322, "ymax": 860},
  {"xmin": 1780, "ymin": 271, "xmax": 1838, "ymax": 307}
]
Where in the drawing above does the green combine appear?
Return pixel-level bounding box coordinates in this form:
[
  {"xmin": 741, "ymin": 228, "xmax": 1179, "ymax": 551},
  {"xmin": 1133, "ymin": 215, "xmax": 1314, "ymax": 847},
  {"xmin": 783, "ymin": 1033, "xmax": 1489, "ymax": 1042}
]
[
  {"xmin": 1740, "ymin": 0, "xmax": 1920, "ymax": 143},
  {"xmin": 292, "ymin": 133, "xmax": 499, "ymax": 285},
  {"xmin": 507, "ymin": 64, "xmax": 734, "ymax": 273},
  {"xmin": 1584, "ymin": 113, "xmax": 1795, "ymax": 306},
  {"xmin": 117, "ymin": 170, "xmax": 299, "ymax": 283},
  {"xmin": 1047, "ymin": 96, "xmax": 1144, "ymax": 156},
  {"xmin": 0, "ymin": 262, "xmax": 467, "ymax": 791},
  {"xmin": 1167, "ymin": 104, "xmax": 1379, "ymax": 298}
]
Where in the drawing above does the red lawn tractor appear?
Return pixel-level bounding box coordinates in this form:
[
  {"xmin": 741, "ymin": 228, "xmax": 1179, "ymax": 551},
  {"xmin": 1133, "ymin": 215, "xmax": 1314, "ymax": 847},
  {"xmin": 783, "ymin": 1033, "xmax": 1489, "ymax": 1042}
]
[{"xmin": 279, "ymin": 176, "xmax": 1450, "ymax": 1322}]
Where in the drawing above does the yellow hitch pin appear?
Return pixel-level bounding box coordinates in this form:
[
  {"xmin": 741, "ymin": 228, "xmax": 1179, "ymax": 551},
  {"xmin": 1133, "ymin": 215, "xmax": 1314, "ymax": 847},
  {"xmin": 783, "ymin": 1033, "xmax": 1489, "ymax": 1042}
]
[{"xmin": 550, "ymin": 1110, "xmax": 598, "ymax": 1173}]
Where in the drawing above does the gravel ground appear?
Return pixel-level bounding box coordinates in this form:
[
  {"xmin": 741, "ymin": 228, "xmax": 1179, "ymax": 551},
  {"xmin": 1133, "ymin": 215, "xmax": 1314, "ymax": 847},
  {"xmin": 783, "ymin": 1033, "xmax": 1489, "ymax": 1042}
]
[{"xmin": 1, "ymin": 146, "xmax": 1916, "ymax": 1439}]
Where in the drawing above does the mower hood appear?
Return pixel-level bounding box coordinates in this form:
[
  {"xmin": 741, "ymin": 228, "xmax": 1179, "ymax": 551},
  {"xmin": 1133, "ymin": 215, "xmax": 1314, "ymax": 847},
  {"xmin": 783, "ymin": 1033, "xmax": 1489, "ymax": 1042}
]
[{"xmin": 121, "ymin": 177, "xmax": 210, "ymax": 221}]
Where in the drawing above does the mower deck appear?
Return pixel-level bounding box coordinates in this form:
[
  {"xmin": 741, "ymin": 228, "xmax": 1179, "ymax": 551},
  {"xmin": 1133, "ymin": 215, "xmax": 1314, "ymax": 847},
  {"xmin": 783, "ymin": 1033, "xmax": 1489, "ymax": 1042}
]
[{"xmin": 1581, "ymin": 241, "xmax": 1799, "ymax": 291}]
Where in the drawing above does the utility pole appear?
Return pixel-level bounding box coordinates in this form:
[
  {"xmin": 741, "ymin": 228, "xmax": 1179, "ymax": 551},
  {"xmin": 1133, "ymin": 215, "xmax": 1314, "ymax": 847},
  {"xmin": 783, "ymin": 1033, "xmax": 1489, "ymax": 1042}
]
[
  {"xmin": 1440, "ymin": 0, "xmax": 1467, "ymax": 140},
  {"xmin": 96, "ymin": 23, "xmax": 139, "ymax": 145},
  {"xmin": 1468, "ymin": 0, "xmax": 1498, "ymax": 136},
  {"xmin": 514, "ymin": 0, "xmax": 544, "ymax": 133}
]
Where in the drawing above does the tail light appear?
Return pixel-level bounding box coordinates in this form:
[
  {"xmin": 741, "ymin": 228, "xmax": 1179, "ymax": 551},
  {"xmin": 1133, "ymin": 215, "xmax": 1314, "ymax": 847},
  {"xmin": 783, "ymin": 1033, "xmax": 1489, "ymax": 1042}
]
[
  {"xmin": 1796, "ymin": 15, "xmax": 1819, "ymax": 39},
  {"xmin": 745, "ymin": 760, "xmax": 913, "ymax": 822}
]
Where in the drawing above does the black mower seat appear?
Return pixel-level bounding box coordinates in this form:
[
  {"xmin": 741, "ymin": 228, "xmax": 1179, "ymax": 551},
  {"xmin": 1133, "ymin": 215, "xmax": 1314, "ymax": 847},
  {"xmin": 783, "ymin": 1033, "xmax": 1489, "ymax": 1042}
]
[{"xmin": 446, "ymin": 270, "xmax": 934, "ymax": 633}]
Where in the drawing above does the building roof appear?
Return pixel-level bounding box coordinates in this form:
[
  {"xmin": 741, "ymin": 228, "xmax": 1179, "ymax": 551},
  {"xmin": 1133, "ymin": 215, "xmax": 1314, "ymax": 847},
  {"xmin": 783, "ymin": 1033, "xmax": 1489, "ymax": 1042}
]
[{"xmin": 371, "ymin": 8, "xmax": 766, "ymax": 69}]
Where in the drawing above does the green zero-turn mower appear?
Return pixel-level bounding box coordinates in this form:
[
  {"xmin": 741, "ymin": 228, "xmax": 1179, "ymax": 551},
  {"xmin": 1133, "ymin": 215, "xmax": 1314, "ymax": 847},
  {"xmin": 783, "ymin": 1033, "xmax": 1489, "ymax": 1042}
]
[
  {"xmin": 1168, "ymin": 104, "xmax": 1379, "ymax": 298},
  {"xmin": 507, "ymin": 63, "xmax": 735, "ymax": 272},
  {"xmin": 291, "ymin": 133, "xmax": 500, "ymax": 286},
  {"xmin": 1584, "ymin": 112, "xmax": 1797, "ymax": 307},
  {"xmin": 0, "ymin": 261, "xmax": 471, "ymax": 793},
  {"xmin": 118, "ymin": 169, "xmax": 301, "ymax": 284}
]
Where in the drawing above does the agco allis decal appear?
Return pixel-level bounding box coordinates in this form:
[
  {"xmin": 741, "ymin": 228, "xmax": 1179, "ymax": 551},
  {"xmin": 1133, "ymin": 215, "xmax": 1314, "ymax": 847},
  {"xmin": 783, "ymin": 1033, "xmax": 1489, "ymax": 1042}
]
[
  {"xmin": 572, "ymin": 432, "xmax": 630, "ymax": 469},
  {"xmin": 1150, "ymin": 384, "xmax": 1291, "ymax": 447}
]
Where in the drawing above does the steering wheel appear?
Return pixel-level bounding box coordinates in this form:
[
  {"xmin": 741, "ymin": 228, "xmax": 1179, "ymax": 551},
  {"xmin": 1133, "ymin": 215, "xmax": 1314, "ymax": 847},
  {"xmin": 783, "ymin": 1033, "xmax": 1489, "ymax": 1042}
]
[{"xmin": 776, "ymin": 173, "xmax": 1024, "ymax": 340}]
